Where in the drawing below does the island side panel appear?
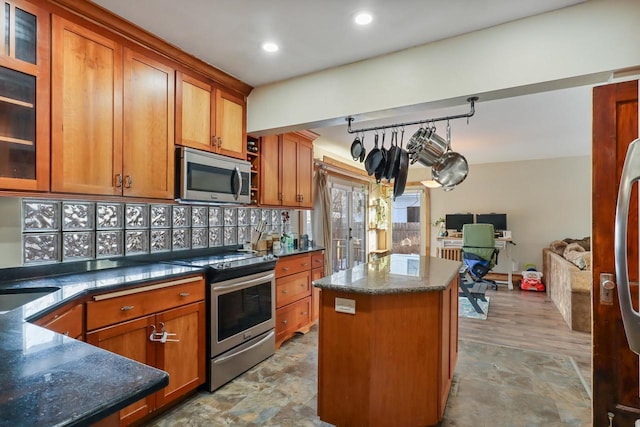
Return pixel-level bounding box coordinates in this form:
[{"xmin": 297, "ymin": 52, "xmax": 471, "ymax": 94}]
[
  {"xmin": 440, "ymin": 274, "xmax": 459, "ymax": 416},
  {"xmin": 317, "ymin": 290, "xmax": 373, "ymax": 426},
  {"xmin": 317, "ymin": 283, "xmax": 457, "ymax": 427},
  {"xmin": 369, "ymin": 290, "xmax": 442, "ymax": 426}
]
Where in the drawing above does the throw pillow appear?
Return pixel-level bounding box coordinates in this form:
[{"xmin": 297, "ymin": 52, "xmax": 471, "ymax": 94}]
[
  {"xmin": 550, "ymin": 240, "xmax": 567, "ymax": 255},
  {"xmin": 564, "ymin": 243, "xmax": 588, "ymax": 270}
]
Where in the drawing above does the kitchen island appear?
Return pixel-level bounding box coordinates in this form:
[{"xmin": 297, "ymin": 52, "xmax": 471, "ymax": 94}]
[{"xmin": 313, "ymin": 254, "xmax": 461, "ymax": 427}]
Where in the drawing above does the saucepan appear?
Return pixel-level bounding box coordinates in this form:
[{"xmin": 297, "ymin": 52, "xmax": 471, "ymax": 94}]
[
  {"xmin": 432, "ymin": 151, "xmax": 468, "ymax": 188},
  {"xmin": 407, "ymin": 125, "xmax": 448, "ymax": 167}
]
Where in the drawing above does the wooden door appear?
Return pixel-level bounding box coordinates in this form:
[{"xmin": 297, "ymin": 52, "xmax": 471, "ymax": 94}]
[
  {"xmin": 259, "ymin": 134, "xmax": 281, "ymax": 205},
  {"xmin": 51, "ymin": 16, "xmax": 123, "ymax": 196},
  {"xmin": 175, "ymin": 71, "xmax": 213, "ymax": 152},
  {"xmin": 86, "ymin": 315, "xmax": 157, "ymax": 425},
  {"xmin": 0, "ymin": 0, "xmax": 50, "ymax": 191},
  {"xmin": 122, "ymin": 48, "xmax": 174, "ymax": 199},
  {"xmin": 593, "ymin": 79, "xmax": 639, "ymax": 426},
  {"xmin": 154, "ymin": 301, "xmax": 206, "ymax": 408},
  {"xmin": 297, "ymin": 137, "xmax": 314, "ymax": 208},
  {"xmin": 215, "ymin": 89, "xmax": 246, "ymax": 160},
  {"xmin": 281, "ymin": 133, "xmax": 299, "ymax": 206}
]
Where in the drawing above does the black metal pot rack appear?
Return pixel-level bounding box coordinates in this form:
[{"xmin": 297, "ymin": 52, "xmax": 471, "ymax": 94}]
[{"xmin": 346, "ymin": 96, "xmax": 478, "ymax": 134}]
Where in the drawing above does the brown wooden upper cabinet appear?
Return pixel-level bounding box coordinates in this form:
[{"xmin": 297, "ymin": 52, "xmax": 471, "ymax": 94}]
[
  {"xmin": 176, "ymin": 71, "xmax": 246, "ymax": 160},
  {"xmin": 51, "ymin": 16, "xmax": 175, "ymax": 199},
  {"xmin": 260, "ymin": 132, "xmax": 314, "ymax": 209},
  {"xmin": 0, "ymin": 0, "xmax": 50, "ymax": 192}
]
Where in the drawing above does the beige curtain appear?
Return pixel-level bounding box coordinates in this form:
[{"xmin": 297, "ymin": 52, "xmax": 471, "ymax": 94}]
[{"xmin": 314, "ymin": 168, "xmax": 332, "ymax": 276}]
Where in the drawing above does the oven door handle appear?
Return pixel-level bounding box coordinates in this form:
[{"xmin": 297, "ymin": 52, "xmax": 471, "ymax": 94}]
[
  {"xmin": 213, "ymin": 330, "xmax": 275, "ymax": 365},
  {"xmin": 212, "ymin": 273, "xmax": 275, "ymax": 293}
]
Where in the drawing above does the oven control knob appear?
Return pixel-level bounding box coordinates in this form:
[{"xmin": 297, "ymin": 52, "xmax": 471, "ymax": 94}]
[{"xmin": 223, "ymin": 262, "xmax": 231, "ymax": 268}]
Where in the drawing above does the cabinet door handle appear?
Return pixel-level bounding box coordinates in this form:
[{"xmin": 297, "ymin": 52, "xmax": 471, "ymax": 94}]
[
  {"xmin": 300, "ymin": 283, "xmax": 305, "ymax": 287},
  {"xmin": 218, "ymin": 137, "xmax": 222, "ymax": 148},
  {"xmin": 301, "ymin": 311, "xmax": 308, "ymax": 315},
  {"xmin": 124, "ymin": 175, "xmax": 132, "ymax": 188},
  {"xmin": 282, "ymin": 267, "xmax": 289, "ymax": 271},
  {"xmin": 179, "ymin": 292, "xmax": 190, "ymax": 297},
  {"xmin": 282, "ymin": 289, "xmax": 289, "ymax": 294},
  {"xmin": 121, "ymin": 305, "xmax": 134, "ymax": 311},
  {"xmin": 211, "ymin": 135, "xmax": 216, "ymax": 147},
  {"xmin": 302, "ymin": 263, "xmax": 308, "ymax": 267},
  {"xmin": 283, "ymin": 319, "xmax": 288, "ymax": 325},
  {"xmin": 115, "ymin": 174, "xmax": 123, "ymax": 188}
]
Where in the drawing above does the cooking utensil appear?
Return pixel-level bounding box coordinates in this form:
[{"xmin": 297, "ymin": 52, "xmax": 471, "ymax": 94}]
[
  {"xmin": 408, "ymin": 126, "xmax": 448, "ymax": 167},
  {"xmin": 359, "ymin": 143, "xmax": 366, "ymax": 162},
  {"xmin": 432, "ymin": 151, "xmax": 469, "ymax": 188},
  {"xmin": 375, "ymin": 132, "xmax": 387, "ymax": 183},
  {"xmin": 364, "ymin": 133, "xmax": 382, "ymax": 175},
  {"xmin": 350, "ymin": 134, "xmax": 364, "ymax": 161},
  {"xmin": 385, "ymin": 130, "xmax": 401, "ymax": 181},
  {"xmin": 393, "ymin": 145, "xmax": 409, "ymax": 200}
]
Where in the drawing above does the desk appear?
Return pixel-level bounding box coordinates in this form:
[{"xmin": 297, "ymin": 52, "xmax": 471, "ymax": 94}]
[{"xmin": 437, "ymin": 236, "xmax": 514, "ymax": 290}]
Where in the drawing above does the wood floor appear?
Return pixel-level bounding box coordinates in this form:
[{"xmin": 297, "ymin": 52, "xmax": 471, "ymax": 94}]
[{"xmin": 458, "ymin": 286, "xmax": 592, "ymax": 388}]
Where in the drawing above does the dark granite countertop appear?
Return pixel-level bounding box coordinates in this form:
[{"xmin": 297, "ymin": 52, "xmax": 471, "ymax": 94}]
[
  {"xmin": 0, "ymin": 262, "xmax": 206, "ymax": 427},
  {"xmin": 313, "ymin": 254, "xmax": 461, "ymax": 294}
]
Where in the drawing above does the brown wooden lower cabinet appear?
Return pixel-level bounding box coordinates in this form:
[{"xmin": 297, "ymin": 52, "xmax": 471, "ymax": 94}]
[
  {"xmin": 275, "ymin": 250, "xmax": 324, "ymax": 347},
  {"xmin": 34, "ymin": 302, "xmax": 84, "ymax": 341},
  {"xmin": 317, "ymin": 275, "xmax": 459, "ymax": 427},
  {"xmin": 85, "ymin": 275, "xmax": 206, "ymax": 425}
]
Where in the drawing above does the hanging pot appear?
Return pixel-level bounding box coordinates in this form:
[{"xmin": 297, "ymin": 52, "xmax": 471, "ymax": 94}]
[
  {"xmin": 393, "ymin": 147, "xmax": 409, "ymax": 200},
  {"xmin": 432, "ymin": 151, "xmax": 469, "ymax": 188},
  {"xmin": 364, "ymin": 133, "xmax": 382, "ymax": 175},
  {"xmin": 350, "ymin": 134, "xmax": 364, "ymax": 161},
  {"xmin": 408, "ymin": 127, "xmax": 448, "ymax": 167}
]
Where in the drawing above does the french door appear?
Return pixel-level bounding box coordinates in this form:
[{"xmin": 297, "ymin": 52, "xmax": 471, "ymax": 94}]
[{"xmin": 330, "ymin": 183, "xmax": 367, "ymax": 272}]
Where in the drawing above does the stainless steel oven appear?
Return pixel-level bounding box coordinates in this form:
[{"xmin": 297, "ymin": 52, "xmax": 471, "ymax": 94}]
[{"xmin": 209, "ymin": 269, "xmax": 275, "ymax": 391}]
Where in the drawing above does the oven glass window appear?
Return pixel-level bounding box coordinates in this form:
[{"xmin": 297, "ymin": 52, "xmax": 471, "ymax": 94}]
[{"xmin": 217, "ymin": 281, "xmax": 272, "ymax": 341}]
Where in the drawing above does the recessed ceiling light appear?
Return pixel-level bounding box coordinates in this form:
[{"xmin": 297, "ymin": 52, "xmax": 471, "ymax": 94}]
[
  {"xmin": 354, "ymin": 12, "xmax": 373, "ymax": 26},
  {"xmin": 262, "ymin": 42, "xmax": 279, "ymax": 53}
]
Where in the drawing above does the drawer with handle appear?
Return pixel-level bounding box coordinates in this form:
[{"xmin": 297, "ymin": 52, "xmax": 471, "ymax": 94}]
[
  {"xmin": 275, "ymin": 253, "xmax": 311, "ymax": 278},
  {"xmin": 276, "ymin": 296, "xmax": 311, "ymax": 341},
  {"xmin": 276, "ymin": 271, "xmax": 310, "ymax": 308},
  {"xmin": 311, "ymin": 252, "xmax": 324, "ymax": 270},
  {"xmin": 35, "ymin": 303, "xmax": 84, "ymax": 340},
  {"xmin": 86, "ymin": 275, "xmax": 205, "ymax": 331}
]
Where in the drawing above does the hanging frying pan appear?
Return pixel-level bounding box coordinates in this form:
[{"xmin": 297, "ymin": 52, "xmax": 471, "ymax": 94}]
[
  {"xmin": 375, "ymin": 132, "xmax": 388, "ymax": 182},
  {"xmin": 383, "ymin": 130, "xmax": 399, "ymax": 181},
  {"xmin": 350, "ymin": 135, "xmax": 362, "ymax": 161},
  {"xmin": 386, "ymin": 130, "xmax": 403, "ymax": 181},
  {"xmin": 364, "ymin": 133, "xmax": 382, "ymax": 175},
  {"xmin": 393, "ymin": 146, "xmax": 409, "ymax": 200},
  {"xmin": 359, "ymin": 143, "xmax": 366, "ymax": 163}
]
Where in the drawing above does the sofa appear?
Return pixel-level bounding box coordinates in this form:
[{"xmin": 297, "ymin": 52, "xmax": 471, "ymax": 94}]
[{"xmin": 542, "ymin": 241, "xmax": 592, "ymax": 333}]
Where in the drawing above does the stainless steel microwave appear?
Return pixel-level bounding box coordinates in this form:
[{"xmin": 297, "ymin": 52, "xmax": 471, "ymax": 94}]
[{"xmin": 177, "ymin": 147, "xmax": 251, "ymax": 204}]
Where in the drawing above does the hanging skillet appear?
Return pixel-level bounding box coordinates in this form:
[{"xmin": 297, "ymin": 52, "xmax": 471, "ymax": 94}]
[
  {"xmin": 383, "ymin": 130, "xmax": 399, "ymax": 181},
  {"xmin": 364, "ymin": 133, "xmax": 382, "ymax": 175},
  {"xmin": 393, "ymin": 142, "xmax": 409, "ymax": 200},
  {"xmin": 350, "ymin": 134, "xmax": 363, "ymax": 161},
  {"xmin": 375, "ymin": 132, "xmax": 387, "ymax": 183}
]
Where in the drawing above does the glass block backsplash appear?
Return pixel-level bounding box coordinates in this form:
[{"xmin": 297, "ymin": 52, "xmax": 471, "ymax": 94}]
[{"xmin": 21, "ymin": 199, "xmax": 291, "ymax": 265}]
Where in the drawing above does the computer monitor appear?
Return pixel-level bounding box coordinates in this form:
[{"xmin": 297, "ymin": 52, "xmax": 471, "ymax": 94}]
[
  {"xmin": 445, "ymin": 213, "xmax": 474, "ymax": 232},
  {"xmin": 476, "ymin": 213, "xmax": 507, "ymax": 232}
]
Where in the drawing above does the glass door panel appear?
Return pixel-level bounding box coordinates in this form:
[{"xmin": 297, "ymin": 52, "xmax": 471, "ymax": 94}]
[
  {"xmin": 330, "ymin": 185, "xmax": 367, "ymax": 272},
  {"xmin": 0, "ymin": 65, "xmax": 35, "ymax": 179},
  {"xmin": 330, "ymin": 187, "xmax": 348, "ymax": 272}
]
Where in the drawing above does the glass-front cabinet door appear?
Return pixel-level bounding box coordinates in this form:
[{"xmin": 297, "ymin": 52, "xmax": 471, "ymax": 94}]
[{"xmin": 0, "ymin": 0, "xmax": 49, "ymax": 191}]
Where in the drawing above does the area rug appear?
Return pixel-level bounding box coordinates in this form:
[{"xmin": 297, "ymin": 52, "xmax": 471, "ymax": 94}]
[
  {"xmin": 442, "ymin": 339, "xmax": 591, "ymax": 426},
  {"xmin": 459, "ymin": 296, "xmax": 490, "ymax": 320}
]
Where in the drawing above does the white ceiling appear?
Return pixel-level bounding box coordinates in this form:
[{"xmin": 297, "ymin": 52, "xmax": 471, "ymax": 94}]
[{"xmin": 92, "ymin": 0, "xmax": 594, "ymax": 164}]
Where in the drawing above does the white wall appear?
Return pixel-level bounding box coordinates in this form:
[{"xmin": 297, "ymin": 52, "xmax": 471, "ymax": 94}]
[
  {"xmin": 419, "ymin": 156, "xmax": 591, "ymax": 274},
  {"xmin": 248, "ymin": 0, "xmax": 640, "ymax": 134}
]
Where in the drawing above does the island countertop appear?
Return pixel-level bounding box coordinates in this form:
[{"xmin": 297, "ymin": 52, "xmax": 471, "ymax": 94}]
[{"xmin": 313, "ymin": 254, "xmax": 461, "ymax": 295}]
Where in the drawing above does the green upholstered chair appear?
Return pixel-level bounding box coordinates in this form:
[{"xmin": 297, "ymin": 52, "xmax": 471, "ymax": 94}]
[{"xmin": 461, "ymin": 223, "xmax": 499, "ymax": 290}]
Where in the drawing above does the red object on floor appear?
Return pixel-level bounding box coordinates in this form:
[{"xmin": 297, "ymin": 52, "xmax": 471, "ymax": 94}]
[{"xmin": 520, "ymin": 271, "xmax": 545, "ymax": 292}]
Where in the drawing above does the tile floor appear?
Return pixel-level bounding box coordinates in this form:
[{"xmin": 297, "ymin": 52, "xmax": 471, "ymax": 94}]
[{"xmin": 148, "ymin": 326, "xmax": 591, "ymax": 426}]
